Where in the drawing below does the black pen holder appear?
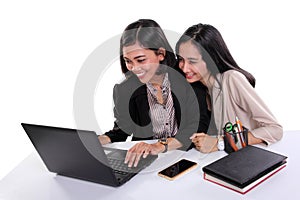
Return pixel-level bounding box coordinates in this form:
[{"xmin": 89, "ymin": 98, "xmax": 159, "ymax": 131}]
[{"xmin": 223, "ymin": 126, "xmax": 248, "ymax": 154}]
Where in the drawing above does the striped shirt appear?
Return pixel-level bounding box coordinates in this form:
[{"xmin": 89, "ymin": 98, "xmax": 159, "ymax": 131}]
[{"xmin": 146, "ymin": 73, "xmax": 178, "ymax": 139}]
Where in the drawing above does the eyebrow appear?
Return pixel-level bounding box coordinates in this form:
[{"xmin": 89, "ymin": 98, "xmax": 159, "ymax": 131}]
[
  {"xmin": 123, "ymin": 55, "xmax": 146, "ymax": 60},
  {"xmin": 134, "ymin": 55, "xmax": 146, "ymax": 59},
  {"xmin": 178, "ymin": 54, "xmax": 199, "ymax": 61},
  {"xmin": 187, "ymin": 57, "xmax": 199, "ymax": 61}
]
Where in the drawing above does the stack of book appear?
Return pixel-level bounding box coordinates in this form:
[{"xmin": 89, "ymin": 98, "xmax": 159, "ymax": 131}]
[{"xmin": 202, "ymin": 145, "xmax": 287, "ymax": 194}]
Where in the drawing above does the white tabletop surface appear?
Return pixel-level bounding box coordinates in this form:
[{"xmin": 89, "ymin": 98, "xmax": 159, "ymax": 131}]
[{"xmin": 0, "ymin": 131, "xmax": 299, "ymax": 200}]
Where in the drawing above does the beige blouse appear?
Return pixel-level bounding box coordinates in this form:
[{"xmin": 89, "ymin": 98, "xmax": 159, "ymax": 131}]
[{"xmin": 211, "ymin": 70, "xmax": 283, "ymax": 145}]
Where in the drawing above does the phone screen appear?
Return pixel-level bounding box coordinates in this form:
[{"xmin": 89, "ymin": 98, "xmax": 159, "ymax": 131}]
[{"xmin": 158, "ymin": 159, "xmax": 197, "ymax": 180}]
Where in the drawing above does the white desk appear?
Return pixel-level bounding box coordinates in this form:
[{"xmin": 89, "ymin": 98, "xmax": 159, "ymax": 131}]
[{"xmin": 0, "ymin": 131, "xmax": 299, "ymax": 200}]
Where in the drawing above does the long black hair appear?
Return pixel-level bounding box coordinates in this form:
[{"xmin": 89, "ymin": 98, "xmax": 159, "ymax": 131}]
[
  {"xmin": 175, "ymin": 23, "xmax": 256, "ymax": 88},
  {"xmin": 120, "ymin": 19, "xmax": 176, "ymax": 75}
]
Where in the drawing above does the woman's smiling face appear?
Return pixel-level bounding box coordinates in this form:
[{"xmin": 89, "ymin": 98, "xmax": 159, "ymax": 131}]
[
  {"xmin": 178, "ymin": 40, "xmax": 209, "ymax": 85},
  {"xmin": 122, "ymin": 43, "xmax": 165, "ymax": 84}
]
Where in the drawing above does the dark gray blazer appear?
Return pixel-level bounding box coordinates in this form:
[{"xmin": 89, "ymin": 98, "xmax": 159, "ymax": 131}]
[{"xmin": 104, "ymin": 69, "xmax": 210, "ymax": 150}]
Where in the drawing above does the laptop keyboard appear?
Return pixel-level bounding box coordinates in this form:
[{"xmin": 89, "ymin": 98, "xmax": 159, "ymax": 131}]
[
  {"xmin": 105, "ymin": 148, "xmax": 158, "ymax": 177},
  {"xmin": 108, "ymin": 158, "xmax": 140, "ymax": 174},
  {"xmin": 108, "ymin": 156, "xmax": 159, "ymax": 175}
]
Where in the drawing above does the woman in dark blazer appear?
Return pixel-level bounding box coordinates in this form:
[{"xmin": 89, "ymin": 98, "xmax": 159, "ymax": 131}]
[{"xmin": 98, "ymin": 19, "xmax": 210, "ymax": 167}]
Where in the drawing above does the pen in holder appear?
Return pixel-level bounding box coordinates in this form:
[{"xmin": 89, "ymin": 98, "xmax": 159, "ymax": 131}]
[{"xmin": 223, "ymin": 123, "xmax": 248, "ymax": 154}]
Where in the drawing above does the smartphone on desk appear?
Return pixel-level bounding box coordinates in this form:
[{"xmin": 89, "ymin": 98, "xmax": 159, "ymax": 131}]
[{"xmin": 158, "ymin": 159, "xmax": 197, "ymax": 181}]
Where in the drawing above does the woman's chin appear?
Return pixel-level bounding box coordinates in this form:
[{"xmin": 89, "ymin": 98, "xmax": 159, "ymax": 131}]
[{"xmin": 186, "ymin": 78, "xmax": 198, "ymax": 83}]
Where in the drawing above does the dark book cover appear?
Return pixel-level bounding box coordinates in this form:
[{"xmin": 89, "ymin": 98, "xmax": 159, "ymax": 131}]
[{"xmin": 202, "ymin": 145, "xmax": 287, "ymax": 189}]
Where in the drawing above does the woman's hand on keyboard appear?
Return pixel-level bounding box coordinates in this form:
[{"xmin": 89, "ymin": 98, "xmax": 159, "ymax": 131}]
[{"xmin": 124, "ymin": 142, "xmax": 164, "ymax": 167}]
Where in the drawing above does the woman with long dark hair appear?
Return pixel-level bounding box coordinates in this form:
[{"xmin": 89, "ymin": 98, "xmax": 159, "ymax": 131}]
[
  {"xmin": 98, "ymin": 19, "xmax": 210, "ymax": 166},
  {"xmin": 175, "ymin": 23, "xmax": 283, "ymax": 153}
]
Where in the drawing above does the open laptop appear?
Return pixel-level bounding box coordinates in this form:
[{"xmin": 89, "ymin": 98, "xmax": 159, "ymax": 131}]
[{"xmin": 21, "ymin": 123, "xmax": 158, "ymax": 187}]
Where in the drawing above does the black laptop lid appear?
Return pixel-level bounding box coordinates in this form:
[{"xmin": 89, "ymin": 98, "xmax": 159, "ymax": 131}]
[{"xmin": 21, "ymin": 123, "xmax": 119, "ymax": 186}]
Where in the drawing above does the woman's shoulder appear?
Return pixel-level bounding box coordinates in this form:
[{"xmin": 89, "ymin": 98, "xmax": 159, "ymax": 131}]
[
  {"xmin": 222, "ymin": 70, "xmax": 248, "ymax": 85},
  {"xmin": 222, "ymin": 69, "xmax": 245, "ymax": 78},
  {"xmin": 115, "ymin": 74, "xmax": 142, "ymax": 88},
  {"xmin": 113, "ymin": 75, "xmax": 146, "ymax": 98},
  {"xmin": 220, "ymin": 70, "xmax": 255, "ymax": 99}
]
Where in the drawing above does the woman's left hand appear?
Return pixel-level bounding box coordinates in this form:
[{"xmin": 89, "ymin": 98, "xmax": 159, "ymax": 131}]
[
  {"xmin": 124, "ymin": 142, "xmax": 164, "ymax": 168},
  {"xmin": 190, "ymin": 133, "xmax": 218, "ymax": 153}
]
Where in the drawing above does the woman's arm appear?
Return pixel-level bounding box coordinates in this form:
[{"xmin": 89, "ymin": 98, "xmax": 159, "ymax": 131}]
[
  {"xmin": 125, "ymin": 137, "xmax": 182, "ymax": 167},
  {"xmin": 102, "ymin": 84, "xmax": 133, "ymax": 143},
  {"xmin": 227, "ymin": 71, "xmax": 283, "ymax": 145},
  {"xmin": 247, "ymin": 131, "xmax": 263, "ymax": 145},
  {"xmin": 98, "ymin": 134, "xmax": 111, "ymax": 145}
]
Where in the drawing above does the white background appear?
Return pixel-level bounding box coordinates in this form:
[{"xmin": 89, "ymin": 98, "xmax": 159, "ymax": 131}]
[{"xmin": 1, "ymin": 0, "xmax": 299, "ymax": 180}]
